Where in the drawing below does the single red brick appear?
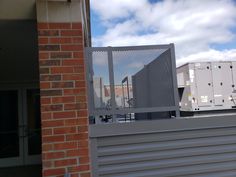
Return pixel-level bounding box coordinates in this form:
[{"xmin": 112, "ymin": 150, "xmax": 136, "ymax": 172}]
[
  {"xmin": 39, "ymin": 52, "xmax": 49, "ymax": 60},
  {"xmin": 44, "ymin": 151, "xmax": 65, "ymax": 160},
  {"xmin": 78, "ymin": 140, "xmax": 89, "ymax": 148},
  {"xmin": 42, "ymin": 144, "xmax": 53, "ymax": 151},
  {"xmin": 54, "ymin": 127, "xmax": 77, "ymax": 135},
  {"xmin": 73, "ymin": 66, "xmax": 85, "ymax": 73},
  {"xmin": 76, "ymin": 96, "xmax": 87, "ymax": 103},
  {"xmin": 65, "ymin": 117, "xmax": 88, "ymax": 126},
  {"xmin": 61, "ymin": 45, "xmax": 83, "ymax": 51},
  {"xmin": 50, "ymin": 37, "xmax": 72, "ymax": 44},
  {"xmin": 64, "ymin": 103, "xmax": 87, "ymax": 110},
  {"xmin": 77, "ymin": 110, "xmax": 88, "ymax": 117},
  {"xmin": 41, "ymin": 89, "xmax": 63, "ymax": 96},
  {"xmin": 71, "ymin": 174, "xmax": 79, "ymax": 177},
  {"xmin": 79, "ymin": 103, "xmax": 87, "ymax": 109},
  {"xmin": 39, "ymin": 45, "xmax": 60, "ymax": 51},
  {"xmin": 62, "ymin": 74, "xmax": 85, "ymax": 81},
  {"xmin": 43, "ymin": 135, "xmax": 65, "ymax": 143},
  {"xmin": 51, "ymin": 81, "xmax": 74, "ymax": 88},
  {"xmin": 62, "ymin": 59, "xmax": 84, "ymax": 66},
  {"xmin": 63, "ymin": 88, "xmax": 86, "ymax": 96},
  {"xmin": 66, "ymin": 133, "xmax": 88, "ymax": 141},
  {"xmin": 42, "ymin": 120, "xmax": 64, "ymax": 128},
  {"xmin": 52, "ymin": 96, "xmax": 75, "ymax": 104},
  {"xmin": 68, "ymin": 165, "xmax": 90, "ymax": 173},
  {"xmin": 64, "ymin": 103, "xmax": 79, "ymax": 110},
  {"xmin": 77, "ymin": 118, "xmax": 88, "ymax": 125},
  {"xmin": 40, "ymin": 68, "xmax": 50, "ymax": 74},
  {"xmin": 80, "ymin": 172, "xmax": 91, "ymax": 177},
  {"xmin": 77, "ymin": 126, "xmax": 88, "ymax": 133},
  {"xmin": 39, "ymin": 37, "xmax": 49, "ymax": 44},
  {"xmin": 75, "ymin": 80, "xmax": 86, "ymax": 87},
  {"xmin": 54, "ymin": 159, "xmax": 77, "ymax": 167},
  {"xmin": 43, "ymin": 168, "xmax": 65, "ymax": 177},
  {"xmin": 40, "ymin": 82, "xmax": 51, "ymax": 89},
  {"xmin": 53, "ymin": 111, "xmax": 76, "ymax": 119},
  {"xmin": 72, "ymin": 23, "xmax": 82, "ymax": 29},
  {"xmin": 51, "ymin": 67, "xmax": 74, "ymax": 74},
  {"xmin": 41, "ymin": 97, "xmax": 51, "ymax": 104},
  {"xmin": 64, "ymin": 119, "xmax": 79, "ymax": 126},
  {"xmin": 42, "ymin": 128, "xmax": 53, "ymax": 136},
  {"xmin": 51, "ymin": 52, "xmax": 72, "ymax": 59},
  {"xmin": 41, "ymin": 112, "xmax": 52, "ymax": 120},
  {"xmin": 37, "ymin": 23, "xmax": 49, "ymax": 29},
  {"xmin": 66, "ymin": 149, "xmax": 80, "ymax": 157},
  {"xmin": 73, "ymin": 51, "xmax": 84, "ymax": 58},
  {"xmin": 49, "ymin": 23, "xmax": 71, "ymax": 29},
  {"xmin": 61, "ymin": 30, "xmax": 82, "ymax": 36},
  {"xmin": 79, "ymin": 156, "xmax": 90, "ymax": 164},
  {"xmin": 72, "ymin": 37, "xmax": 82, "ymax": 44},
  {"xmin": 68, "ymin": 173, "xmax": 78, "ymax": 177},
  {"xmin": 40, "ymin": 60, "xmax": 61, "ymax": 66},
  {"xmin": 41, "ymin": 104, "xmax": 63, "ymax": 112},
  {"xmin": 42, "ymin": 161, "xmax": 53, "ymax": 168},
  {"xmin": 40, "ymin": 75, "xmax": 61, "ymax": 81},
  {"xmin": 39, "ymin": 30, "xmax": 59, "ymax": 36},
  {"xmin": 54, "ymin": 142, "xmax": 77, "ymax": 150}
]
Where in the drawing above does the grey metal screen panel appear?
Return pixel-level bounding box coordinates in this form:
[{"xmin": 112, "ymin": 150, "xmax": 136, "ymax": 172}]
[
  {"xmin": 90, "ymin": 115, "xmax": 236, "ymax": 177},
  {"xmin": 133, "ymin": 49, "xmax": 175, "ymax": 108},
  {"xmin": 85, "ymin": 44, "xmax": 180, "ymax": 122}
]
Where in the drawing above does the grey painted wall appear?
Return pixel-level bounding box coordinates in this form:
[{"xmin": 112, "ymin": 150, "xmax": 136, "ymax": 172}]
[{"xmin": 90, "ymin": 115, "xmax": 236, "ymax": 177}]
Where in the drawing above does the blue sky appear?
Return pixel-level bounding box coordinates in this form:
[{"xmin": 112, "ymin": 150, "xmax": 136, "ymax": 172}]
[{"xmin": 90, "ymin": 0, "xmax": 236, "ymax": 67}]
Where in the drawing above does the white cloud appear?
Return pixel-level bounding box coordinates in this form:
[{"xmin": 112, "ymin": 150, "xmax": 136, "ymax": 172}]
[
  {"xmin": 91, "ymin": 0, "xmax": 236, "ymax": 65},
  {"xmin": 91, "ymin": 0, "xmax": 147, "ymax": 21},
  {"xmin": 127, "ymin": 61, "xmax": 144, "ymax": 69},
  {"xmin": 177, "ymin": 49, "xmax": 236, "ymax": 67}
]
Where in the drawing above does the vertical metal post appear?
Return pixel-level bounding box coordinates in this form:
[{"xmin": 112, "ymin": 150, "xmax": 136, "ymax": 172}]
[
  {"xmin": 121, "ymin": 82, "xmax": 125, "ymax": 107},
  {"xmin": 170, "ymin": 43, "xmax": 180, "ymax": 117},
  {"xmin": 126, "ymin": 78, "xmax": 130, "ymax": 108},
  {"xmin": 99, "ymin": 77, "xmax": 103, "ymax": 108},
  {"xmin": 85, "ymin": 48, "xmax": 95, "ymax": 117},
  {"xmin": 90, "ymin": 138, "xmax": 99, "ymax": 177},
  {"xmin": 121, "ymin": 76, "xmax": 130, "ymax": 108},
  {"xmin": 107, "ymin": 47, "xmax": 116, "ymax": 122}
]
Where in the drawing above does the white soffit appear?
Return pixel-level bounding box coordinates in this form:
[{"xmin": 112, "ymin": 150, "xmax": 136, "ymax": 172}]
[{"xmin": 0, "ymin": 0, "xmax": 36, "ymax": 20}]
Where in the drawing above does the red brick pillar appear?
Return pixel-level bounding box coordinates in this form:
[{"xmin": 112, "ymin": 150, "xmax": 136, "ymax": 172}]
[{"xmin": 36, "ymin": 1, "xmax": 91, "ymax": 177}]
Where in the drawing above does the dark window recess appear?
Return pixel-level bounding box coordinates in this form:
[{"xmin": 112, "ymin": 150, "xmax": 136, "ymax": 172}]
[
  {"xmin": 27, "ymin": 89, "xmax": 41, "ymax": 155},
  {"xmin": 0, "ymin": 90, "xmax": 19, "ymax": 158}
]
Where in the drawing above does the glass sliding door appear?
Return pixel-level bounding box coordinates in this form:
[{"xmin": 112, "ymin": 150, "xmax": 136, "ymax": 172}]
[
  {"xmin": 0, "ymin": 90, "xmax": 23, "ymax": 167},
  {"xmin": 0, "ymin": 88, "xmax": 41, "ymax": 167},
  {"xmin": 24, "ymin": 89, "xmax": 41, "ymax": 164}
]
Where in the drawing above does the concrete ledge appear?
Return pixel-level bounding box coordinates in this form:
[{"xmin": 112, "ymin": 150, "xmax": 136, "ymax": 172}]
[
  {"xmin": 36, "ymin": 0, "xmax": 82, "ymax": 22},
  {"xmin": 89, "ymin": 114, "xmax": 236, "ymax": 138}
]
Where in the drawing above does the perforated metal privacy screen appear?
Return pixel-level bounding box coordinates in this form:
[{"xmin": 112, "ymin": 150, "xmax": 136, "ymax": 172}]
[{"xmin": 85, "ymin": 44, "xmax": 179, "ymax": 122}]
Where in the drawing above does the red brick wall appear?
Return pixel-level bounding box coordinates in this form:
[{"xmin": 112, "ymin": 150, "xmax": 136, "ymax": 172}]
[{"xmin": 37, "ymin": 22, "xmax": 91, "ymax": 177}]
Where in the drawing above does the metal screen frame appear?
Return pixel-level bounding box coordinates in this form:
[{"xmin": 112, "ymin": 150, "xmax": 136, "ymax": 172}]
[{"xmin": 85, "ymin": 44, "xmax": 180, "ymax": 121}]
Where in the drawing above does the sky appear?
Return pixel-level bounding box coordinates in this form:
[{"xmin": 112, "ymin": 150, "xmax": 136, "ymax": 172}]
[{"xmin": 90, "ymin": 0, "xmax": 236, "ymax": 67}]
